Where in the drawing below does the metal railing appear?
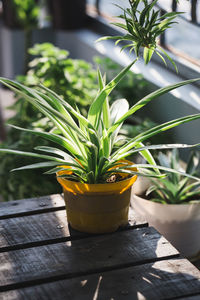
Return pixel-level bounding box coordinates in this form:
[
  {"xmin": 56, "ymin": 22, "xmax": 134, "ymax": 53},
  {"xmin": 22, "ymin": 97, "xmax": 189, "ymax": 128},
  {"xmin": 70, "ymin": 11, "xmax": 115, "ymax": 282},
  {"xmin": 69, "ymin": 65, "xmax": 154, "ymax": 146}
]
[{"xmin": 158, "ymin": 0, "xmax": 199, "ymax": 47}]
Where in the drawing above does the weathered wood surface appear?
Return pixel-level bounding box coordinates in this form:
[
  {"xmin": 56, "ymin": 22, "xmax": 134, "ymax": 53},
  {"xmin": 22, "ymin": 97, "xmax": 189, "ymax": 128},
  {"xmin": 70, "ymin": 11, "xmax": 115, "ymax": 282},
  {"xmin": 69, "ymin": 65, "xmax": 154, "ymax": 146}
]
[
  {"xmin": 0, "ymin": 227, "xmax": 179, "ymax": 291},
  {"xmin": 0, "ymin": 194, "xmax": 65, "ymax": 219},
  {"xmin": 0, "ymin": 205, "xmax": 147, "ymax": 252},
  {"xmin": 0, "ymin": 210, "xmax": 71, "ymax": 251},
  {"xmin": 0, "ymin": 194, "xmax": 200, "ymax": 300},
  {"xmin": 0, "ymin": 259, "xmax": 200, "ymax": 300}
]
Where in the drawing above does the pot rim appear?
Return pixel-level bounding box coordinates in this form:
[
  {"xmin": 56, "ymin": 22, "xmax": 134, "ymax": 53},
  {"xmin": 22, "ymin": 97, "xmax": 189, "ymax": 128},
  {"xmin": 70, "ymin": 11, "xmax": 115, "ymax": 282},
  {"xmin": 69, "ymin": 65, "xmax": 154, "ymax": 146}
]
[
  {"xmin": 57, "ymin": 160, "xmax": 137, "ymax": 194},
  {"xmin": 57, "ymin": 173, "xmax": 137, "ymax": 194}
]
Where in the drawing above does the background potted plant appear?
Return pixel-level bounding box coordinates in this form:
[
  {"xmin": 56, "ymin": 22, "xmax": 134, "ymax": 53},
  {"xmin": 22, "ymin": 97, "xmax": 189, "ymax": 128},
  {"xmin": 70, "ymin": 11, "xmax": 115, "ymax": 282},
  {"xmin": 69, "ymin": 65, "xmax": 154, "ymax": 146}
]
[
  {"xmin": 133, "ymin": 149, "xmax": 200, "ymax": 260},
  {"xmin": 0, "ymin": 0, "xmax": 200, "ymax": 234}
]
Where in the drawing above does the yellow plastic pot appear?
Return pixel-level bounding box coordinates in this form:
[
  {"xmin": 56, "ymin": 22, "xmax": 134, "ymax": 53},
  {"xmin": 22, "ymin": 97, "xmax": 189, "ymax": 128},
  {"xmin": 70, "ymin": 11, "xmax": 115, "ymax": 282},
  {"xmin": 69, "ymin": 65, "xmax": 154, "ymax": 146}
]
[{"xmin": 57, "ymin": 162, "xmax": 137, "ymax": 234}]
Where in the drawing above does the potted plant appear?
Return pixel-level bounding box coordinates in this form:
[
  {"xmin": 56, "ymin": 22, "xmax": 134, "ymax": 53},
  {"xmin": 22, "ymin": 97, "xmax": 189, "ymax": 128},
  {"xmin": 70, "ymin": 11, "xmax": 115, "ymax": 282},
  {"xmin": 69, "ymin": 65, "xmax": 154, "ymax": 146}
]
[
  {"xmin": 0, "ymin": 43, "xmax": 152, "ymax": 201},
  {"xmin": 0, "ymin": 0, "xmax": 200, "ymax": 234},
  {"xmin": 133, "ymin": 149, "xmax": 200, "ymax": 259}
]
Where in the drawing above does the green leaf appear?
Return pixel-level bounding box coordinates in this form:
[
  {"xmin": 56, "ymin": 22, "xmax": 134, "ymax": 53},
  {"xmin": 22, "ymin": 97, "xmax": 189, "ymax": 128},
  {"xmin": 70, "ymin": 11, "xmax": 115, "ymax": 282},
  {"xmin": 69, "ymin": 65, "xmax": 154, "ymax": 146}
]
[
  {"xmin": 100, "ymin": 121, "xmax": 110, "ymax": 158},
  {"xmin": 112, "ymin": 142, "xmax": 200, "ymax": 161},
  {"xmin": 34, "ymin": 146, "xmax": 75, "ymax": 161},
  {"xmin": 95, "ymin": 36, "xmax": 124, "ymax": 43},
  {"xmin": 143, "ymin": 47, "xmax": 154, "ymax": 64},
  {"xmin": 11, "ymin": 161, "xmax": 62, "ymax": 172},
  {"xmin": 39, "ymin": 84, "xmax": 96, "ymax": 133},
  {"xmin": 133, "ymin": 115, "xmax": 200, "ymax": 145},
  {"xmin": 8, "ymin": 124, "xmax": 84, "ymax": 162},
  {"xmin": 0, "ymin": 149, "xmax": 65, "ymax": 162},
  {"xmin": 104, "ymin": 169, "xmax": 164, "ymax": 179},
  {"xmin": 139, "ymin": 0, "xmax": 158, "ymax": 26},
  {"xmin": 88, "ymin": 60, "xmax": 137, "ymax": 129},
  {"xmin": 158, "ymin": 46, "xmax": 178, "ymax": 73},
  {"xmin": 97, "ymin": 68, "xmax": 110, "ymax": 130},
  {"xmin": 129, "ymin": 163, "xmax": 200, "ymax": 182},
  {"xmin": 186, "ymin": 151, "xmax": 200, "ymax": 175},
  {"xmin": 108, "ymin": 78, "xmax": 200, "ymax": 136},
  {"xmin": 115, "ymin": 114, "xmax": 200, "ymax": 156},
  {"xmin": 0, "ymin": 78, "xmax": 85, "ymax": 144},
  {"xmin": 134, "ymin": 142, "xmax": 159, "ymax": 174},
  {"xmin": 155, "ymin": 50, "xmax": 167, "ymax": 66},
  {"xmin": 110, "ymin": 22, "xmax": 128, "ymax": 31},
  {"xmin": 159, "ymin": 12, "xmax": 183, "ymax": 20},
  {"xmin": 110, "ymin": 98, "xmax": 129, "ymax": 148}
]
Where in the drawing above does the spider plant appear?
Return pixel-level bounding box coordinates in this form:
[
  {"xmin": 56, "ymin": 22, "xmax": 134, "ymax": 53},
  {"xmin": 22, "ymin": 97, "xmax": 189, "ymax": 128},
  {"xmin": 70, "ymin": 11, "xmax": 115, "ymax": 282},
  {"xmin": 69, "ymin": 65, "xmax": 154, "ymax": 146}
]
[
  {"xmin": 0, "ymin": 68, "xmax": 200, "ymax": 184},
  {"xmin": 97, "ymin": 0, "xmax": 182, "ymax": 70},
  {"xmin": 0, "ymin": 0, "xmax": 200, "ymax": 184},
  {"xmin": 146, "ymin": 150, "xmax": 200, "ymax": 204}
]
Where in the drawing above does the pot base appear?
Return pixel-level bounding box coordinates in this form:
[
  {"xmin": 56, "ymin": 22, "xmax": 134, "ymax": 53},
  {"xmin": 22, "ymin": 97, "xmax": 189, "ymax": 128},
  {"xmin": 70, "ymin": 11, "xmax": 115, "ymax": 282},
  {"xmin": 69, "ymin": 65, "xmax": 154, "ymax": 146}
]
[{"xmin": 66, "ymin": 207, "xmax": 129, "ymax": 234}]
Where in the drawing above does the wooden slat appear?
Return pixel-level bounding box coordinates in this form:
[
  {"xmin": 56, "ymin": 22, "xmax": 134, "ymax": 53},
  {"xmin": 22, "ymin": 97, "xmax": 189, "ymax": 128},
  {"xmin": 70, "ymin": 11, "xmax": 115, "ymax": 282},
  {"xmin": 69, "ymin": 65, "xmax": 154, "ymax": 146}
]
[
  {"xmin": 0, "ymin": 205, "xmax": 147, "ymax": 252},
  {"xmin": 1, "ymin": 259, "xmax": 199, "ymax": 300},
  {"xmin": 0, "ymin": 194, "xmax": 65, "ymax": 219},
  {"xmin": 0, "ymin": 227, "xmax": 179, "ymax": 291},
  {"xmin": 0, "ymin": 210, "xmax": 71, "ymax": 251}
]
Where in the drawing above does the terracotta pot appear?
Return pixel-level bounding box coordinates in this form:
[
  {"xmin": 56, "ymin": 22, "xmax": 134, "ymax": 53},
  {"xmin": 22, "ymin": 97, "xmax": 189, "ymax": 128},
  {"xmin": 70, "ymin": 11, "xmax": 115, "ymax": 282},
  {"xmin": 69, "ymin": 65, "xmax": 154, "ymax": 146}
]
[
  {"xmin": 57, "ymin": 164, "xmax": 137, "ymax": 234},
  {"xmin": 133, "ymin": 194, "xmax": 200, "ymax": 259}
]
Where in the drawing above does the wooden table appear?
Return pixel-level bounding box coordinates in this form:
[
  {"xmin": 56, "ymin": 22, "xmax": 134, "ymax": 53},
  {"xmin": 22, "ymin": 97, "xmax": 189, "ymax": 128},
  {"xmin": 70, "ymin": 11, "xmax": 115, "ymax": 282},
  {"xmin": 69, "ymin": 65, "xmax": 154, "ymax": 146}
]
[{"xmin": 0, "ymin": 194, "xmax": 200, "ymax": 299}]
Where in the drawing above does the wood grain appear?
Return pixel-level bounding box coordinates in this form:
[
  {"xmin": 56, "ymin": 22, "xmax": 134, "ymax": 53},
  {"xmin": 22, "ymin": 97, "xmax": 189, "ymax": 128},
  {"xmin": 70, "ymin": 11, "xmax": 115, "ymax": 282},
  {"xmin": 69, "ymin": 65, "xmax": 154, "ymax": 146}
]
[
  {"xmin": 0, "ymin": 205, "xmax": 147, "ymax": 252},
  {"xmin": 0, "ymin": 194, "xmax": 65, "ymax": 219},
  {"xmin": 0, "ymin": 259, "xmax": 199, "ymax": 300},
  {"xmin": 0, "ymin": 210, "xmax": 71, "ymax": 251},
  {"xmin": 0, "ymin": 227, "xmax": 179, "ymax": 291}
]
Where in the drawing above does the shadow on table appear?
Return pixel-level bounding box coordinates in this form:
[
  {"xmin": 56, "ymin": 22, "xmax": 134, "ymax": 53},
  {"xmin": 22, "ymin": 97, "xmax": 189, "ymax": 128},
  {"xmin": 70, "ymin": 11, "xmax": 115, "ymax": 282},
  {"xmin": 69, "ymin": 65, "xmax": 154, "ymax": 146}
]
[
  {"xmin": 63, "ymin": 226, "xmax": 200, "ymax": 300},
  {"xmin": 1, "ymin": 208, "xmax": 200, "ymax": 300}
]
